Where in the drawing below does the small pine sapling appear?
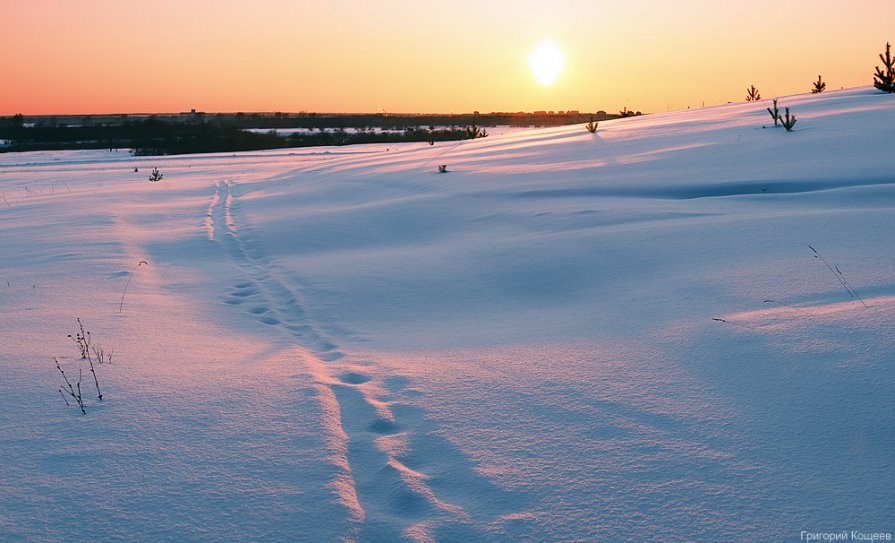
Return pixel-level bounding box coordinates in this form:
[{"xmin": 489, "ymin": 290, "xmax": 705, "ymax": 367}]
[
  {"xmin": 148, "ymin": 167, "xmax": 164, "ymax": 182},
  {"xmin": 746, "ymin": 85, "xmax": 761, "ymax": 101},
  {"xmin": 780, "ymin": 107, "xmax": 797, "ymax": 131},
  {"xmin": 766, "ymin": 99, "xmax": 781, "ymax": 126},
  {"xmin": 464, "ymin": 123, "xmax": 487, "ymax": 139},
  {"xmin": 585, "ymin": 116, "xmax": 599, "ymax": 133},
  {"xmin": 812, "ymin": 75, "xmax": 826, "ymax": 93},
  {"xmin": 873, "ymin": 42, "xmax": 895, "ymax": 93}
]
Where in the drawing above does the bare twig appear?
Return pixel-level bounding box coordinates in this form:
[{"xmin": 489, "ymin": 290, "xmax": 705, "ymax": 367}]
[
  {"xmin": 76, "ymin": 376, "xmax": 85, "ymax": 413},
  {"xmin": 67, "ymin": 318, "xmax": 91, "ymax": 359},
  {"xmin": 119, "ymin": 260, "xmax": 149, "ymax": 313},
  {"xmin": 712, "ymin": 317, "xmax": 758, "ymax": 330},
  {"xmin": 55, "ymin": 357, "xmax": 86, "ymax": 414},
  {"xmin": 87, "ymin": 357, "xmax": 103, "ymax": 401},
  {"xmin": 55, "ymin": 357, "xmax": 72, "ymax": 390},
  {"xmin": 92, "ymin": 345, "xmax": 112, "ymax": 364},
  {"xmin": 809, "ymin": 245, "xmax": 867, "ymax": 307}
]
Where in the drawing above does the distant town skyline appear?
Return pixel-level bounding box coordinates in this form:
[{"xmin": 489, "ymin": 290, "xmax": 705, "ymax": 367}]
[{"xmin": 3, "ymin": 0, "xmax": 894, "ymax": 115}]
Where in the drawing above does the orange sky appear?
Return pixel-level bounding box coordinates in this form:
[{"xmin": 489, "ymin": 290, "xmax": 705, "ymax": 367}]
[{"xmin": 3, "ymin": 0, "xmax": 894, "ymax": 115}]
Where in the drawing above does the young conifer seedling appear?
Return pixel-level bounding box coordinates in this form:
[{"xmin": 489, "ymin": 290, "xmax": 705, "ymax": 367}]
[
  {"xmin": 874, "ymin": 42, "xmax": 895, "ymax": 92},
  {"xmin": 746, "ymin": 85, "xmax": 761, "ymax": 101},
  {"xmin": 767, "ymin": 99, "xmax": 781, "ymax": 126},
  {"xmin": 585, "ymin": 116, "xmax": 599, "ymax": 133},
  {"xmin": 780, "ymin": 108, "xmax": 797, "ymax": 131}
]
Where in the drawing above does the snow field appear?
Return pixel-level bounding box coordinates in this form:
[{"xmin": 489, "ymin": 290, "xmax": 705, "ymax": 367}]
[{"xmin": 1, "ymin": 87, "xmax": 893, "ymax": 542}]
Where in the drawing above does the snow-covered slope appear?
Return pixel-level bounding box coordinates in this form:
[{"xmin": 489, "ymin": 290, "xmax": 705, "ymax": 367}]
[{"xmin": 1, "ymin": 87, "xmax": 893, "ymax": 542}]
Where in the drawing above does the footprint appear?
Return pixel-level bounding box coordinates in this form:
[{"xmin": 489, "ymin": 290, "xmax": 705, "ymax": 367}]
[
  {"xmin": 261, "ymin": 316, "xmax": 280, "ymax": 325},
  {"xmin": 249, "ymin": 306, "xmax": 269, "ymax": 315},
  {"xmin": 315, "ymin": 340, "xmax": 337, "ymax": 352},
  {"xmin": 384, "ymin": 376, "xmax": 411, "ymax": 393},
  {"xmin": 391, "ymin": 491, "xmax": 433, "ymax": 519},
  {"xmin": 224, "ymin": 299, "xmax": 243, "ymax": 305},
  {"xmin": 340, "ymin": 372, "xmax": 372, "ymax": 385},
  {"xmin": 368, "ymin": 418, "xmax": 401, "ymax": 435},
  {"xmin": 234, "ymin": 282, "xmax": 252, "ymax": 289},
  {"xmin": 381, "ymin": 376, "xmax": 424, "ymax": 399},
  {"xmin": 231, "ymin": 289, "xmax": 256, "ymax": 298}
]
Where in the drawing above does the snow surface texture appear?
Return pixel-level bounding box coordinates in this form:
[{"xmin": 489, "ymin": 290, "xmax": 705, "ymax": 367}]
[{"xmin": 1, "ymin": 87, "xmax": 893, "ymax": 542}]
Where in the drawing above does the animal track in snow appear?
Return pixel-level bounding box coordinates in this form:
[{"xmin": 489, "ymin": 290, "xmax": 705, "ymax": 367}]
[
  {"xmin": 206, "ymin": 178, "xmax": 516, "ymax": 540},
  {"xmin": 339, "ymin": 372, "xmax": 372, "ymax": 385},
  {"xmin": 209, "ymin": 179, "xmax": 344, "ymax": 359}
]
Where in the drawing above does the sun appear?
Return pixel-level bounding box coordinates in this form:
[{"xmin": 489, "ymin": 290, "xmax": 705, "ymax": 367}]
[{"xmin": 530, "ymin": 40, "xmax": 565, "ymax": 87}]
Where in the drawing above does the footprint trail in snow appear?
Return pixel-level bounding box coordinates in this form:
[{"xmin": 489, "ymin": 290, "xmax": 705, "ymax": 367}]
[{"xmin": 207, "ymin": 179, "xmax": 518, "ymax": 541}]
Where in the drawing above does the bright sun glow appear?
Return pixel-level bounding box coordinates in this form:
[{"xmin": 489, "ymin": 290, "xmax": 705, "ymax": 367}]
[{"xmin": 529, "ymin": 40, "xmax": 565, "ymax": 87}]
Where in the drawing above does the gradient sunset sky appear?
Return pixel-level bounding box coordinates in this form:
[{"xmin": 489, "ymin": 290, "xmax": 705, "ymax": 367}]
[{"xmin": 3, "ymin": 0, "xmax": 894, "ymax": 115}]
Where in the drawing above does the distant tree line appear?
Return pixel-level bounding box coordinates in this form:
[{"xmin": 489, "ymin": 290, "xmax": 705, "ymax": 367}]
[
  {"xmin": 0, "ymin": 110, "xmax": 622, "ymax": 155},
  {"xmin": 0, "ymin": 117, "xmax": 502, "ymax": 155},
  {"xmin": 208, "ymin": 111, "xmax": 615, "ymax": 130}
]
